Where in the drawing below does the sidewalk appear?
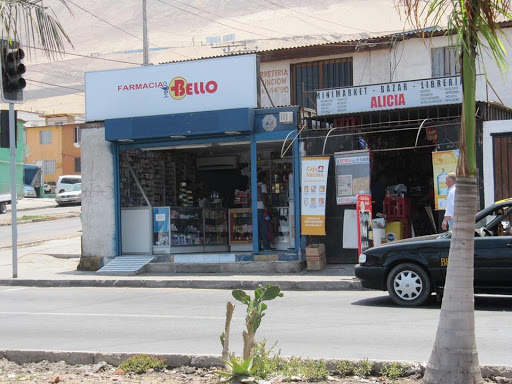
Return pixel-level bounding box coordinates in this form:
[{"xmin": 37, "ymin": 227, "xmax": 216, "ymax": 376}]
[{"xmin": 0, "ymin": 198, "xmax": 362, "ymax": 291}]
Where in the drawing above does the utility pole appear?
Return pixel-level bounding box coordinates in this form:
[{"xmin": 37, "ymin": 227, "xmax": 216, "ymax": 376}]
[
  {"xmin": 142, "ymin": 0, "xmax": 149, "ymax": 66},
  {"xmin": 9, "ymin": 103, "xmax": 17, "ymax": 278}
]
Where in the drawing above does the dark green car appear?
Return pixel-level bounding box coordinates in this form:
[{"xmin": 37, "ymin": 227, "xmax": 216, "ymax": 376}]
[{"xmin": 355, "ymin": 198, "xmax": 512, "ymax": 306}]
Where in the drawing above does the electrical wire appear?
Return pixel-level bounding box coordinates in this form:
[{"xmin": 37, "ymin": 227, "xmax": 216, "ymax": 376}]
[
  {"xmin": 164, "ymin": 0, "xmax": 297, "ymax": 38},
  {"xmin": 260, "ymin": 0, "xmax": 375, "ymax": 34},
  {"xmin": 154, "ymin": 0, "xmax": 274, "ymax": 39},
  {"xmin": 66, "ymin": 0, "xmax": 191, "ymax": 59},
  {"xmin": 26, "ymin": 79, "xmax": 84, "ymax": 93},
  {"xmin": 24, "ymin": 45, "xmax": 142, "ymax": 65}
]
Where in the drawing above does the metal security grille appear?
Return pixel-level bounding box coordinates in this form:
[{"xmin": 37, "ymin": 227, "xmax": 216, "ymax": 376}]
[
  {"xmin": 291, "ymin": 58, "xmax": 353, "ymax": 110},
  {"xmin": 493, "ymin": 134, "xmax": 512, "ymax": 201}
]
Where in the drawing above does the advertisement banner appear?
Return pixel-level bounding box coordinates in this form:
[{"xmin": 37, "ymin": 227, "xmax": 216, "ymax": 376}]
[
  {"xmin": 301, "ymin": 157, "xmax": 330, "ymax": 235},
  {"xmin": 153, "ymin": 207, "xmax": 170, "ymax": 247},
  {"xmin": 85, "ymin": 54, "xmax": 259, "ymax": 121},
  {"xmin": 357, "ymin": 194, "xmax": 373, "ymax": 255},
  {"xmin": 432, "ymin": 149, "xmax": 459, "ymax": 210},
  {"xmin": 334, "ymin": 150, "xmax": 370, "ymax": 205},
  {"xmin": 316, "ymin": 76, "xmax": 462, "ymax": 116}
]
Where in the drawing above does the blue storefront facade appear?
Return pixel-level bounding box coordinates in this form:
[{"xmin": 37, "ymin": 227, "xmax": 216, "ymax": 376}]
[{"xmin": 84, "ymin": 54, "xmax": 304, "ymax": 266}]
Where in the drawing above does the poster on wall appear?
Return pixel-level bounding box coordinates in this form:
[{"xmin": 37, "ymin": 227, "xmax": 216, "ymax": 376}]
[
  {"xmin": 301, "ymin": 157, "xmax": 330, "ymax": 235},
  {"xmin": 432, "ymin": 149, "xmax": 459, "ymax": 210},
  {"xmin": 357, "ymin": 194, "xmax": 373, "ymax": 255},
  {"xmin": 153, "ymin": 207, "xmax": 170, "ymax": 248},
  {"xmin": 334, "ymin": 150, "xmax": 371, "ymax": 205}
]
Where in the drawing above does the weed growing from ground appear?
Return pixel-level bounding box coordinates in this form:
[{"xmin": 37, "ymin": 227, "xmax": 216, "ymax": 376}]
[
  {"xmin": 380, "ymin": 361, "xmax": 409, "ymax": 381},
  {"xmin": 335, "ymin": 360, "xmax": 355, "ymax": 377},
  {"xmin": 118, "ymin": 354, "xmax": 166, "ymax": 374},
  {"xmin": 353, "ymin": 357, "xmax": 373, "ymax": 378}
]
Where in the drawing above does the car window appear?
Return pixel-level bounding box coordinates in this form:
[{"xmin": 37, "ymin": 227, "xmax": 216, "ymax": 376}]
[{"xmin": 69, "ymin": 184, "xmax": 81, "ymax": 191}]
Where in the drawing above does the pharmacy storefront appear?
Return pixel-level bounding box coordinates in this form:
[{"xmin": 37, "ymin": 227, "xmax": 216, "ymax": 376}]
[{"xmin": 80, "ymin": 54, "xmax": 303, "ymax": 271}]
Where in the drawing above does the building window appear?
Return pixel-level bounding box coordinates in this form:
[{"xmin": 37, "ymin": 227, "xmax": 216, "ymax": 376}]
[
  {"xmin": 74, "ymin": 157, "xmax": 81, "ymax": 173},
  {"xmin": 74, "ymin": 127, "xmax": 81, "ymax": 144},
  {"xmin": 42, "ymin": 160, "xmax": 56, "ymax": 175},
  {"xmin": 432, "ymin": 47, "xmax": 460, "ymax": 77},
  {"xmin": 39, "ymin": 130, "xmax": 52, "ymax": 144},
  {"xmin": 291, "ymin": 58, "xmax": 353, "ymax": 109}
]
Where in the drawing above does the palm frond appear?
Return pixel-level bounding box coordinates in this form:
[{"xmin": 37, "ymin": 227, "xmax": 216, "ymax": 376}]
[{"xmin": 0, "ymin": 0, "xmax": 73, "ymax": 59}]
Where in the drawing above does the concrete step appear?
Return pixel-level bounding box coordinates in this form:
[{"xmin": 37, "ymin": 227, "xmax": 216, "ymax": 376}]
[{"xmin": 145, "ymin": 261, "xmax": 305, "ymax": 274}]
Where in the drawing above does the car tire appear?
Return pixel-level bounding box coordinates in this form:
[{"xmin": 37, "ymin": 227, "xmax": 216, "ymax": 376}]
[
  {"xmin": 386, "ymin": 263, "xmax": 432, "ymax": 306},
  {"xmin": 0, "ymin": 203, "xmax": 6, "ymax": 214}
]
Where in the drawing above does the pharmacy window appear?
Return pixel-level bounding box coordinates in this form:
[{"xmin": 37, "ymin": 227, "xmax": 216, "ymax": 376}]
[{"xmin": 432, "ymin": 47, "xmax": 460, "ymax": 77}]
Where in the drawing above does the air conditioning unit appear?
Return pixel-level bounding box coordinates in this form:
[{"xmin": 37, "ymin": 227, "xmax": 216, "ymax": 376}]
[{"xmin": 196, "ymin": 155, "xmax": 239, "ymax": 171}]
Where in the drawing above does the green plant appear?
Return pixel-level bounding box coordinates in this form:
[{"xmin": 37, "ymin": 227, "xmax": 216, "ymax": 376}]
[
  {"xmin": 353, "ymin": 358, "xmax": 373, "ymax": 378},
  {"xmin": 216, "ymin": 355, "xmax": 258, "ymax": 384},
  {"xmin": 118, "ymin": 354, "xmax": 166, "ymax": 374},
  {"xmin": 252, "ymin": 340, "xmax": 283, "ymax": 379},
  {"xmin": 380, "ymin": 362, "xmax": 408, "ymax": 381},
  {"xmin": 336, "ymin": 360, "xmax": 355, "ymax": 377},
  {"xmin": 232, "ymin": 284, "xmax": 284, "ymax": 360},
  {"xmin": 302, "ymin": 359, "xmax": 329, "ymax": 381}
]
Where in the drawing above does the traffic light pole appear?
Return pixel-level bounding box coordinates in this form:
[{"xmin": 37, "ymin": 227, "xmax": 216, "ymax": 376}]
[{"xmin": 9, "ymin": 102, "xmax": 17, "ymax": 278}]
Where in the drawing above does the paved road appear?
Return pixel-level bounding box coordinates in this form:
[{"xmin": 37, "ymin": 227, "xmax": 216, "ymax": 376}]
[
  {"xmin": 0, "ymin": 217, "xmax": 82, "ymax": 247},
  {"xmin": 0, "ymin": 287, "xmax": 510, "ymax": 365}
]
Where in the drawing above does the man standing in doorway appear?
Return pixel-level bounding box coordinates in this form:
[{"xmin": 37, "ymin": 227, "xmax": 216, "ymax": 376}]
[{"xmin": 442, "ymin": 172, "xmax": 456, "ymax": 231}]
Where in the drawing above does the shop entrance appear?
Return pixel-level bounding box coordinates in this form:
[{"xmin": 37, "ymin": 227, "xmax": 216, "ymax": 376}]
[{"xmin": 118, "ymin": 140, "xmax": 296, "ymax": 255}]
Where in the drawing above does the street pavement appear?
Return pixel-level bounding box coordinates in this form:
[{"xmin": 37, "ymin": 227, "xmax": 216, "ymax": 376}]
[
  {"xmin": 1, "ymin": 198, "xmax": 512, "ymax": 380},
  {"xmin": 0, "ymin": 198, "xmax": 361, "ymax": 291}
]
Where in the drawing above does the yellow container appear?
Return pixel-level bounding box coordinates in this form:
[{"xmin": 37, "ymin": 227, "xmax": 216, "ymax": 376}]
[{"xmin": 385, "ymin": 221, "xmax": 404, "ymax": 242}]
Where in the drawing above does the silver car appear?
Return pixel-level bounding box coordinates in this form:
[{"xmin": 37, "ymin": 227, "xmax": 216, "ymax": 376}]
[{"xmin": 55, "ymin": 183, "xmax": 82, "ymax": 206}]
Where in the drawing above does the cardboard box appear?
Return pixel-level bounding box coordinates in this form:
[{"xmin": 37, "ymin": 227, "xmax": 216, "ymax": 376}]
[
  {"xmin": 306, "ymin": 244, "xmax": 326, "ymax": 270},
  {"xmin": 305, "ymin": 244, "xmax": 325, "ymax": 258}
]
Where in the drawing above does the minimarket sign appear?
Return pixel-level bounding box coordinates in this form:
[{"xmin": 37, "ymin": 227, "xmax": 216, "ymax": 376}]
[
  {"xmin": 85, "ymin": 54, "xmax": 259, "ymax": 121},
  {"xmin": 316, "ymin": 76, "xmax": 462, "ymax": 116}
]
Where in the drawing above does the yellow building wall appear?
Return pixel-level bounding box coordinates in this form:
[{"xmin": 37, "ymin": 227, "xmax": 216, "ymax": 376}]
[{"xmin": 25, "ymin": 124, "xmax": 81, "ymax": 184}]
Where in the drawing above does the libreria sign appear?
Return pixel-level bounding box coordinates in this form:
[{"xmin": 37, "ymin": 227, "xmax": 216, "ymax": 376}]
[{"xmin": 316, "ymin": 76, "xmax": 462, "ymax": 116}]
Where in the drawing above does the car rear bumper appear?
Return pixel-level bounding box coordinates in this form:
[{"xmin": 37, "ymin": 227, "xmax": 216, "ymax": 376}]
[{"xmin": 354, "ymin": 264, "xmax": 387, "ymax": 291}]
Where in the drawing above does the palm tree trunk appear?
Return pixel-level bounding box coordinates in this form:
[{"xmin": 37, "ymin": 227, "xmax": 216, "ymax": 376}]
[{"xmin": 423, "ymin": 177, "xmax": 482, "ymax": 384}]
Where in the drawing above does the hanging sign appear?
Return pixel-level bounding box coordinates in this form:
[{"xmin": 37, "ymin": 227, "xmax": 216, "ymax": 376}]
[
  {"xmin": 301, "ymin": 157, "xmax": 330, "ymax": 235},
  {"xmin": 316, "ymin": 76, "xmax": 462, "ymax": 116},
  {"xmin": 334, "ymin": 150, "xmax": 370, "ymax": 205},
  {"xmin": 357, "ymin": 194, "xmax": 373, "ymax": 255},
  {"xmin": 432, "ymin": 149, "xmax": 459, "ymax": 210}
]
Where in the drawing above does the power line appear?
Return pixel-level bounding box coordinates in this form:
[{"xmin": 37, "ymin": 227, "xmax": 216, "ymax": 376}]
[
  {"xmin": 166, "ymin": 0, "xmax": 297, "ymax": 38},
  {"xmin": 24, "ymin": 45, "xmax": 142, "ymax": 65},
  {"xmin": 66, "ymin": 0, "xmax": 191, "ymax": 59},
  {"xmin": 260, "ymin": 0, "xmax": 375, "ymax": 34},
  {"xmin": 26, "ymin": 79, "xmax": 84, "ymax": 93},
  {"xmin": 155, "ymin": 0, "xmax": 274, "ymax": 39}
]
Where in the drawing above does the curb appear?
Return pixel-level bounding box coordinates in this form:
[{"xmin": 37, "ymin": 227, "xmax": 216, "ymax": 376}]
[
  {"xmin": 0, "ymin": 278, "xmax": 363, "ymax": 291},
  {"xmin": 1, "ymin": 349, "xmax": 511, "ymax": 379}
]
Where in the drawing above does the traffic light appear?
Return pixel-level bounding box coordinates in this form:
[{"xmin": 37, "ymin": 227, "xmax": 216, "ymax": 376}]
[{"xmin": 0, "ymin": 40, "xmax": 25, "ymax": 103}]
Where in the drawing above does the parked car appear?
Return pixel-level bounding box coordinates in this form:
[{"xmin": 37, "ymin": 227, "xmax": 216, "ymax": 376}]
[
  {"xmin": 23, "ymin": 185, "xmax": 37, "ymax": 198},
  {"xmin": 55, "ymin": 183, "xmax": 82, "ymax": 206},
  {"xmin": 355, "ymin": 198, "xmax": 512, "ymax": 306},
  {"xmin": 56, "ymin": 175, "xmax": 81, "ymax": 194}
]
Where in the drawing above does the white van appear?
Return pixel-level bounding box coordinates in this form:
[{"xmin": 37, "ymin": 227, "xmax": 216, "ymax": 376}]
[{"xmin": 56, "ymin": 175, "xmax": 81, "ymax": 194}]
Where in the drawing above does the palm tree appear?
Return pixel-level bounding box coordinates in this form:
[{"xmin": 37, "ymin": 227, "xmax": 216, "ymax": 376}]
[
  {"xmin": 0, "ymin": 0, "xmax": 72, "ymax": 58},
  {"xmin": 396, "ymin": 1, "xmax": 511, "ymax": 383}
]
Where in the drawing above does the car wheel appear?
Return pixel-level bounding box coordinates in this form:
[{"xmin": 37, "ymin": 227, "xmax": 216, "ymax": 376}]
[
  {"xmin": 386, "ymin": 263, "xmax": 432, "ymax": 306},
  {"xmin": 0, "ymin": 203, "xmax": 6, "ymax": 214}
]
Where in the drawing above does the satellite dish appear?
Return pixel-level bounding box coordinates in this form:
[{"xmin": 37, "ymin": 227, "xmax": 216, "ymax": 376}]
[{"xmin": 73, "ymin": 142, "xmax": 81, "ymax": 148}]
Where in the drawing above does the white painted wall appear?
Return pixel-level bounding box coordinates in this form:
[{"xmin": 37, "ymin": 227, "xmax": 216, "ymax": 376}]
[
  {"xmin": 81, "ymin": 126, "xmax": 117, "ymax": 258},
  {"xmin": 260, "ymin": 61, "xmax": 291, "ymax": 107},
  {"xmin": 260, "ymin": 29, "xmax": 512, "ymax": 108},
  {"xmin": 483, "ymin": 120, "xmax": 512, "ymax": 207}
]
